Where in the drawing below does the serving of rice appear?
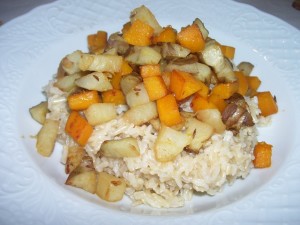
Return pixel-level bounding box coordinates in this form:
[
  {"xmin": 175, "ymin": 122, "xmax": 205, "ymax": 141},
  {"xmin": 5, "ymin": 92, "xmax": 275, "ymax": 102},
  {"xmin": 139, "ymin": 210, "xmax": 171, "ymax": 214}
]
[{"xmin": 44, "ymin": 80, "xmax": 260, "ymax": 208}]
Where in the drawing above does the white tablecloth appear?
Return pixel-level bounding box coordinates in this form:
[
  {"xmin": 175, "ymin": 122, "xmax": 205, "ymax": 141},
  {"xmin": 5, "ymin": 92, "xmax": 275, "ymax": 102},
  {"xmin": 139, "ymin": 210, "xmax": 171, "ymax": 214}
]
[{"xmin": 0, "ymin": 0, "xmax": 299, "ymax": 30}]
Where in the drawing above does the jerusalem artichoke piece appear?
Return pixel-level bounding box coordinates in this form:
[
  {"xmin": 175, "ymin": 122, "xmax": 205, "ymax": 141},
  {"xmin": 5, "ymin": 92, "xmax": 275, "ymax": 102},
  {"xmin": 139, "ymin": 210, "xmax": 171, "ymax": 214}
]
[
  {"xmin": 193, "ymin": 18, "xmax": 209, "ymax": 40},
  {"xmin": 79, "ymin": 53, "xmax": 123, "ymax": 73},
  {"xmin": 154, "ymin": 125, "xmax": 191, "ymax": 162},
  {"xmin": 65, "ymin": 170, "xmax": 97, "ymax": 194},
  {"xmin": 75, "ymin": 72, "xmax": 112, "ymax": 92},
  {"xmin": 55, "ymin": 73, "xmax": 81, "ymax": 92},
  {"xmin": 100, "ymin": 137, "xmax": 140, "ymax": 158},
  {"xmin": 29, "ymin": 101, "xmax": 48, "ymax": 125},
  {"xmin": 130, "ymin": 5, "xmax": 163, "ymax": 34},
  {"xmin": 120, "ymin": 73, "xmax": 142, "ymax": 95},
  {"xmin": 196, "ymin": 109, "xmax": 226, "ymax": 134},
  {"xmin": 237, "ymin": 61, "xmax": 254, "ymax": 76},
  {"xmin": 125, "ymin": 83, "xmax": 150, "ymax": 108},
  {"xmin": 36, "ymin": 119, "xmax": 59, "ymax": 157},
  {"xmin": 84, "ymin": 103, "xmax": 117, "ymax": 126},
  {"xmin": 60, "ymin": 50, "xmax": 83, "ymax": 75},
  {"xmin": 123, "ymin": 101, "xmax": 158, "ymax": 126},
  {"xmin": 125, "ymin": 46, "xmax": 161, "ymax": 65},
  {"xmin": 96, "ymin": 172, "xmax": 126, "ymax": 202},
  {"xmin": 184, "ymin": 117, "xmax": 213, "ymax": 152},
  {"xmin": 65, "ymin": 146, "xmax": 84, "ymax": 174},
  {"xmin": 161, "ymin": 43, "xmax": 191, "ymax": 59}
]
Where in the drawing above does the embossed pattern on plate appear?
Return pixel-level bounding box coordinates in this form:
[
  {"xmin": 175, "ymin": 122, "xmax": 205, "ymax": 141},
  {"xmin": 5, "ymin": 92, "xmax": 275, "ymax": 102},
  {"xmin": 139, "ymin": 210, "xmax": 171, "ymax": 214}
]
[{"xmin": 0, "ymin": 0, "xmax": 299, "ymax": 224}]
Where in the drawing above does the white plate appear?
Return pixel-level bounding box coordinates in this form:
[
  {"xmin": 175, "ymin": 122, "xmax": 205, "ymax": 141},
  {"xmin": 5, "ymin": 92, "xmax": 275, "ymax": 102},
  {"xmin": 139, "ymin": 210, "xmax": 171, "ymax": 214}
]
[{"xmin": 0, "ymin": 0, "xmax": 300, "ymax": 224}]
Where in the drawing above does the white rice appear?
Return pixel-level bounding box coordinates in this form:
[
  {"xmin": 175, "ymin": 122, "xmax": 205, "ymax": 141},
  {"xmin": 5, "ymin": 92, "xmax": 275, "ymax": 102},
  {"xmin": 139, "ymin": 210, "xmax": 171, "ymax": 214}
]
[{"xmin": 45, "ymin": 81, "xmax": 261, "ymax": 208}]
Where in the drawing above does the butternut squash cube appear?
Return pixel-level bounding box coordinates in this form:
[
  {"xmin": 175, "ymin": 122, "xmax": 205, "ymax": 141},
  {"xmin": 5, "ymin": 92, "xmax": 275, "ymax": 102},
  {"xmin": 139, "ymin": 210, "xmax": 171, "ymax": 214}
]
[
  {"xmin": 177, "ymin": 24, "xmax": 205, "ymax": 52},
  {"xmin": 143, "ymin": 76, "xmax": 168, "ymax": 101},
  {"xmin": 170, "ymin": 70, "xmax": 203, "ymax": 100},
  {"xmin": 123, "ymin": 19, "xmax": 154, "ymax": 46}
]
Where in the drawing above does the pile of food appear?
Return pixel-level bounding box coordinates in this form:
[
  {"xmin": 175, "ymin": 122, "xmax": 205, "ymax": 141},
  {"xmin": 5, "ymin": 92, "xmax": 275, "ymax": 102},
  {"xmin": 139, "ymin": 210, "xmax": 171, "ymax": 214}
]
[{"xmin": 29, "ymin": 5, "xmax": 278, "ymax": 208}]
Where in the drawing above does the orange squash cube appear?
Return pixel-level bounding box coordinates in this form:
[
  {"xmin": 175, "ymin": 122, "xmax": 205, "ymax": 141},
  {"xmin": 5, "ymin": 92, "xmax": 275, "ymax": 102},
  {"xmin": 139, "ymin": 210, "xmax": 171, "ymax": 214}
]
[
  {"xmin": 102, "ymin": 89, "xmax": 126, "ymax": 105},
  {"xmin": 140, "ymin": 64, "xmax": 161, "ymax": 78},
  {"xmin": 143, "ymin": 76, "xmax": 168, "ymax": 101},
  {"xmin": 191, "ymin": 94, "xmax": 217, "ymax": 112},
  {"xmin": 170, "ymin": 70, "xmax": 203, "ymax": 100},
  {"xmin": 65, "ymin": 111, "xmax": 93, "ymax": 146},
  {"xmin": 253, "ymin": 142, "xmax": 272, "ymax": 168},
  {"xmin": 196, "ymin": 80, "xmax": 210, "ymax": 98},
  {"xmin": 111, "ymin": 61, "xmax": 133, "ymax": 89},
  {"xmin": 177, "ymin": 24, "xmax": 205, "ymax": 52},
  {"xmin": 156, "ymin": 94, "xmax": 182, "ymax": 126},
  {"xmin": 211, "ymin": 82, "xmax": 238, "ymax": 99},
  {"xmin": 208, "ymin": 94, "xmax": 227, "ymax": 112},
  {"xmin": 123, "ymin": 19, "xmax": 154, "ymax": 46},
  {"xmin": 256, "ymin": 91, "xmax": 278, "ymax": 117},
  {"xmin": 235, "ymin": 71, "xmax": 249, "ymax": 96},
  {"xmin": 220, "ymin": 45, "xmax": 235, "ymax": 60},
  {"xmin": 247, "ymin": 76, "xmax": 261, "ymax": 96},
  {"xmin": 87, "ymin": 31, "xmax": 107, "ymax": 53},
  {"xmin": 68, "ymin": 90, "xmax": 101, "ymax": 111},
  {"xmin": 152, "ymin": 26, "xmax": 177, "ymax": 44}
]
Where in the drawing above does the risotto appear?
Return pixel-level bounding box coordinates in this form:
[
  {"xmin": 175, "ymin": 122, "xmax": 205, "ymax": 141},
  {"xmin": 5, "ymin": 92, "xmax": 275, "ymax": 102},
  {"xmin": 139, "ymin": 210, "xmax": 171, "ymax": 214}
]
[{"xmin": 30, "ymin": 5, "xmax": 278, "ymax": 208}]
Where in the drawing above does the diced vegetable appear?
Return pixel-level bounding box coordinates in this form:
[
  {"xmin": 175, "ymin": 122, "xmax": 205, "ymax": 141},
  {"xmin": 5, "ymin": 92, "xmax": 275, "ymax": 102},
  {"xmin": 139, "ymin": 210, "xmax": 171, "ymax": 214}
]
[
  {"xmin": 84, "ymin": 103, "xmax": 117, "ymax": 126},
  {"xmin": 156, "ymin": 94, "xmax": 182, "ymax": 126},
  {"xmin": 208, "ymin": 94, "xmax": 227, "ymax": 112},
  {"xmin": 211, "ymin": 82, "xmax": 238, "ymax": 99},
  {"xmin": 68, "ymin": 90, "xmax": 101, "ymax": 111},
  {"xmin": 55, "ymin": 73, "xmax": 81, "ymax": 92},
  {"xmin": 65, "ymin": 111, "xmax": 93, "ymax": 146},
  {"xmin": 130, "ymin": 5, "xmax": 162, "ymax": 34},
  {"xmin": 65, "ymin": 146, "xmax": 84, "ymax": 174},
  {"xmin": 126, "ymin": 46, "xmax": 161, "ymax": 65},
  {"xmin": 61, "ymin": 50, "xmax": 82, "ymax": 75},
  {"xmin": 256, "ymin": 91, "xmax": 278, "ymax": 117},
  {"xmin": 193, "ymin": 18, "xmax": 208, "ymax": 40},
  {"xmin": 79, "ymin": 54, "xmax": 123, "ymax": 73},
  {"xmin": 36, "ymin": 119, "xmax": 59, "ymax": 157},
  {"xmin": 177, "ymin": 24, "xmax": 205, "ymax": 52},
  {"xmin": 237, "ymin": 61, "xmax": 254, "ymax": 76},
  {"xmin": 123, "ymin": 19, "xmax": 154, "ymax": 46},
  {"xmin": 120, "ymin": 74, "xmax": 142, "ymax": 95},
  {"xmin": 87, "ymin": 31, "xmax": 107, "ymax": 54},
  {"xmin": 125, "ymin": 83, "xmax": 150, "ymax": 108},
  {"xmin": 154, "ymin": 125, "xmax": 191, "ymax": 162},
  {"xmin": 66, "ymin": 170, "xmax": 97, "ymax": 194},
  {"xmin": 100, "ymin": 137, "xmax": 140, "ymax": 158},
  {"xmin": 143, "ymin": 76, "xmax": 168, "ymax": 101},
  {"xmin": 196, "ymin": 109, "xmax": 226, "ymax": 134},
  {"xmin": 220, "ymin": 45, "xmax": 235, "ymax": 60},
  {"xmin": 102, "ymin": 89, "xmax": 126, "ymax": 105},
  {"xmin": 185, "ymin": 117, "xmax": 213, "ymax": 152},
  {"xmin": 253, "ymin": 142, "xmax": 272, "ymax": 168},
  {"xmin": 29, "ymin": 101, "xmax": 48, "ymax": 124},
  {"xmin": 123, "ymin": 101, "xmax": 158, "ymax": 125},
  {"xmin": 235, "ymin": 71, "xmax": 249, "ymax": 96},
  {"xmin": 140, "ymin": 64, "xmax": 161, "ymax": 78},
  {"xmin": 75, "ymin": 72, "xmax": 112, "ymax": 92},
  {"xmin": 247, "ymin": 76, "xmax": 261, "ymax": 96},
  {"xmin": 152, "ymin": 26, "xmax": 177, "ymax": 44},
  {"xmin": 170, "ymin": 70, "xmax": 203, "ymax": 100},
  {"xmin": 96, "ymin": 172, "xmax": 126, "ymax": 202},
  {"xmin": 191, "ymin": 94, "xmax": 217, "ymax": 112}
]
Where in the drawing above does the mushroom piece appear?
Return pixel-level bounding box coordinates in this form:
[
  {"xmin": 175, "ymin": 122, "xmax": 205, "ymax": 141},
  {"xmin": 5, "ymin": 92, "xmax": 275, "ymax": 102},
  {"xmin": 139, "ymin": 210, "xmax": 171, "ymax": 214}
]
[{"xmin": 221, "ymin": 93, "xmax": 254, "ymax": 133}]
